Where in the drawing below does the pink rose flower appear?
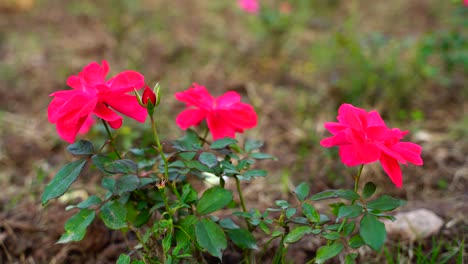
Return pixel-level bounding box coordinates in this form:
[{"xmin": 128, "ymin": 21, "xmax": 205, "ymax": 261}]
[
  {"xmin": 320, "ymin": 104, "xmax": 423, "ymax": 187},
  {"xmin": 175, "ymin": 83, "xmax": 257, "ymax": 140},
  {"xmin": 238, "ymin": 0, "xmax": 259, "ymax": 14},
  {"xmin": 48, "ymin": 60, "xmax": 147, "ymax": 143}
]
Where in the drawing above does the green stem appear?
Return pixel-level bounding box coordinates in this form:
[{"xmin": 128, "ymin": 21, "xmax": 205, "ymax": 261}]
[
  {"xmin": 235, "ymin": 175, "xmax": 255, "ymax": 264},
  {"xmin": 201, "ymin": 127, "xmax": 209, "ymax": 146},
  {"xmin": 149, "ymin": 114, "xmax": 181, "ymax": 199},
  {"xmin": 235, "ymin": 176, "xmax": 251, "ymax": 230},
  {"xmin": 102, "ymin": 119, "xmax": 121, "ymax": 159},
  {"xmin": 338, "ymin": 164, "xmax": 365, "ymax": 233},
  {"xmin": 354, "ymin": 164, "xmax": 364, "ymax": 194}
]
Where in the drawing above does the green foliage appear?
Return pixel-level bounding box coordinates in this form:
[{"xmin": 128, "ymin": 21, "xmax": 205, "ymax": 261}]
[
  {"xmin": 315, "ymin": 242, "xmax": 344, "ymax": 264},
  {"xmin": 195, "ymin": 218, "xmax": 227, "ymax": 260},
  {"xmin": 42, "ymin": 159, "xmax": 87, "ymax": 205},
  {"xmin": 99, "ymin": 200, "xmax": 128, "ymax": 230},
  {"xmin": 197, "ymin": 187, "xmax": 233, "ymax": 215},
  {"xmin": 44, "ymin": 120, "xmax": 408, "ymax": 263},
  {"xmin": 57, "ymin": 209, "xmax": 95, "ymax": 243},
  {"xmin": 66, "ymin": 140, "xmax": 94, "ymax": 155},
  {"xmin": 360, "ymin": 214, "xmax": 386, "ymax": 251}
]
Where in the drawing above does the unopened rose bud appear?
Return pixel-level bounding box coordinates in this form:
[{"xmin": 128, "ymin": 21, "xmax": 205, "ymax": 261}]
[{"xmin": 142, "ymin": 85, "xmax": 157, "ymax": 106}]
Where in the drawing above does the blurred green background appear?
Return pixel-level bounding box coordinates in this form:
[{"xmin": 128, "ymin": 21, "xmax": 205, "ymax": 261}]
[{"xmin": 0, "ymin": 0, "xmax": 467, "ymax": 263}]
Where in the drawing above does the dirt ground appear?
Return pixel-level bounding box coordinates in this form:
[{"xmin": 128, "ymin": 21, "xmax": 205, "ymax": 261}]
[{"xmin": 0, "ymin": 0, "xmax": 467, "ymax": 263}]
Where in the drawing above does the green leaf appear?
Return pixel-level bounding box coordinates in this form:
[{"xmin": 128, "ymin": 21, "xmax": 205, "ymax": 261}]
[
  {"xmin": 173, "ymin": 129, "xmax": 202, "ymax": 151},
  {"xmin": 310, "ymin": 189, "xmax": 359, "ymax": 201},
  {"xmin": 342, "ymin": 221, "xmax": 356, "ymax": 236},
  {"xmin": 244, "ymin": 139, "xmax": 263, "ymax": 152},
  {"xmin": 345, "ymin": 253, "xmax": 358, "ymax": 264},
  {"xmin": 42, "ymin": 159, "xmax": 87, "ymax": 205},
  {"xmin": 66, "ymin": 195, "xmax": 102, "ymax": 210},
  {"xmin": 197, "ymin": 187, "xmax": 233, "ymax": 215},
  {"xmin": 227, "ymin": 228, "xmax": 258, "ymax": 250},
  {"xmin": 335, "ymin": 190, "xmax": 360, "ymax": 201},
  {"xmin": 104, "ymin": 159, "xmax": 138, "ymax": 174},
  {"xmin": 67, "ymin": 140, "xmax": 94, "ymax": 155},
  {"xmin": 294, "ymin": 182, "xmax": 310, "ymax": 201},
  {"xmin": 349, "ymin": 235, "xmax": 365, "ymax": 249},
  {"xmin": 315, "ymin": 242, "xmax": 344, "ymax": 264},
  {"xmin": 195, "ymin": 218, "xmax": 227, "ymax": 260},
  {"xmin": 284, "ymin": 226, "xmax": 313, "ymax": 244},
  {"xmin": 360, "ymin": 214, "xmax": 386, "ymax": 251},
  {"xmin": 250, "ymin": 152, "xmax": 276, "ymax": 160},
  {"xmin": 116, "ymin": 254, "xmax": 131, "ymax": 264},
  {"xmin": 241, "ymin": 169, "xmax": 267, "ymax": 179},
  {"xmin": 286, "ymin": 208, "xmax": 296, "ymax": 219},
  {"xmin": 181, "ymin": 184, "xmax": 198, "ymax": 204},
  {"xmin": 91, "ymin": 154, "xmax": 113, "ymax": 174},
  {"xmin": 219, "ymin": 218, "xmax": 240, "ymax": 229},
  {"xmin": 102, "ymin": 177, "xmax": 116, "ymax": 192},
  {"xmin": 302, "ymin": 203, "xmax": 320, "ymax": 223},
  {"xmin": 367, "ymin": 195, "xmax": 406, "ymax": 212},
  {"xmin": 275, "ymin": 200, "xmax": 290, "ymax": 208},
  {"xmin": 99, "ymin": 200, "xmax": 127, "ymax": 230},
  {"xmin": 57, "ymin": 209, "xmax": 95, "ymax": 243},
  {"xmin": 115, "ymin": 175, "xmax": 140, "ymax": 195},
  {"xmin": 322, "ymin": 231, "xmax": 340, "ymax": 240},
  {"xmin": 362, "ymin": 182, "xmax": 377, "ymax": 199},
  {"xmin": 310, "ymin": 190, "xmax": 337, "ymax": 201},
  {"xmin": 175, "ymin": 215, "xmax": 197, "ymax": 249},
  {"xmin": 210, "ymin": 138, "xmax": 237, "ymax": 149},
  {"xmin": 337, "ymin": 205, "xmax": 362, "ymax": 222},
  {"xmin": 139, "ymin": 178, "xmax": 155, "ymax": 188},
  {"xmin": 198, "ymin": 152, "xmax": 218, "ymax": 168}
]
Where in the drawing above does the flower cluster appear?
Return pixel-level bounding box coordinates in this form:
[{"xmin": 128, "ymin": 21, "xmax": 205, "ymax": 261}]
[
  {"xmin": 48, "ymin": 61, "xmax": 422, "ymax": 188},
  {"xmin": 48, "ymin": 60, "xmax": 147, "ymax": 143},
  {"xmin": 320, "ymin": 104, "xmax": 423, "ymax": 187}
]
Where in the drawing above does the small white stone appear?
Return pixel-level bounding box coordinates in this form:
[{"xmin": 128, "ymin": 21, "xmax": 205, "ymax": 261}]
[{"xmin": 384, "ymin": 209, "xmax": 444, "ymax": 241}]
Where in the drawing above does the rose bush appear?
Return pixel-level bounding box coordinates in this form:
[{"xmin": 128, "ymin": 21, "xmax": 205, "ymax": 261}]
[{"xmin": 44, "ymin": 61, "xmax": 423, "ymax": 263}]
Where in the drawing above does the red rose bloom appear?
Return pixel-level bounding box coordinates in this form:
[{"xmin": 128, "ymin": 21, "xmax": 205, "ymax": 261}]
[
  {"xmin": 320, "ymin": 104, "xmax": 423, "ymax": 187},
  {"xmin": 175, "ymin": 83, "xmax": 257, "ymax": 140},
  {"xmin": 48, "ymin": 60, "xmax": 147, "ymax": 143}
]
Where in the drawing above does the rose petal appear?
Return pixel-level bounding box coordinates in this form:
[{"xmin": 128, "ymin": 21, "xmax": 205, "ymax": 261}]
[
  {"xmin": 379, "ymin": 153, "xmax": 403, "ymax": 188},
  {"xmin": 337, "ymin": 104, "xmax": 367, "ymax": 131},
  {"xmin": 218, "ymin": 103, "xmax": 257, "ymax": 130},
  {"xmin": 324, "ymin": 122, "xmax": 348, "ymax": 135},
  {"xmin": 107, "ymin": 94, "xmax": 147, "ymax": 122},
  {"xmin": 389, "ymin": 142, "xmax": 423, "ymax": 165},
  {"xmin": 93, "ymin": 103, "xmax": 122, "ymax": 129},
  {"xmin": 106, "ymin": 70, "xmax": 145, "ymax": 94},
  {"xmin": 207, "ymin": 113, "xmax": 236, "ymax": 140},
  {"xmin": 320, "ymin": 131, "xmax": 350, "ymax": 147},
  {"xmin": 175, "ymin": 84, "xmax": 213, "ymax": 110},
  {"xmin": 78, "ymin": 60, "xmax": 109, "ymax": 87},
  {"xmin": 176, "ymin": 108, "xmax": 207, "ymax": 129},
  {"xmin": 216, "ymin": 91, "xmax": 241, "ymax": 108}
]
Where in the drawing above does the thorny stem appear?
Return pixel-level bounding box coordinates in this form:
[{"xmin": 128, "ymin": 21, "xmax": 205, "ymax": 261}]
[
  {"xmin": 150, "ymin": 114, "xmax": 180, "ymax": 199},
  {"xmin": 102, "ymin": 119, "xmax": 122, "ymax": 159}
]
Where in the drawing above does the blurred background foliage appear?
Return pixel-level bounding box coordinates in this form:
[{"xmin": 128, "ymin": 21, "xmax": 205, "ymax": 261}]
[{"xmin": 0, "ymin": 0, "xmax": 467, "ymax": 262}]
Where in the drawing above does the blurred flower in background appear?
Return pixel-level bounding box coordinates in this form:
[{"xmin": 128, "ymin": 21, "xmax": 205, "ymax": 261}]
[{"xmin": 238, "ymin": 0, "xmax": 259, "ymax": 14}]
